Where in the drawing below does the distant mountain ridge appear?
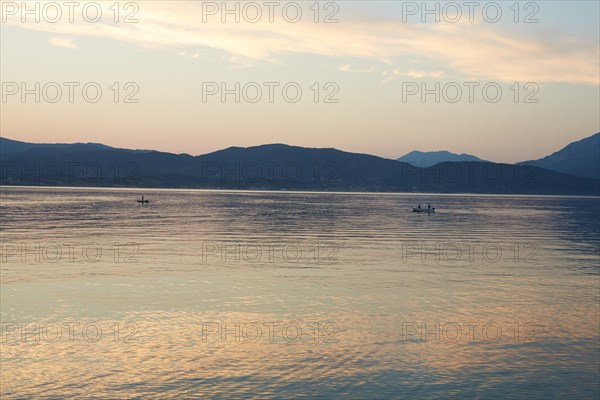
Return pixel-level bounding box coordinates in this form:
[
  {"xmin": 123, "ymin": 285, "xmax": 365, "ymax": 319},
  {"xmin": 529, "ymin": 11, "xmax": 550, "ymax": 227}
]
[
  {"xmin": 1, "ymin": 136, "xmax": 598, "ymax": 195},
  {"xmin": 397, "ymin": 150, "xmax": 485, "ymax": 167},
  {"xmin": 0, "ymin": 137, "xmax": 152, "ymax": 156},
  {"xmin": 519, "ymin": 133, "xmax": 600, "ymax": 180}
]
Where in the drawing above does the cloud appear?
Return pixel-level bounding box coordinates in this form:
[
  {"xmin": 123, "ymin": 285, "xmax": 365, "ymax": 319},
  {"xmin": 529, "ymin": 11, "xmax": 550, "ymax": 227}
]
[
  {"xmin": 406, "ymin": 70, "xmax": 445, "ymax": 79},
  {"xmin": 382, "ymin": 68, "xmax": 446, "ymax": 82},
  {"xmin": 48, "ymin": 36, "xmax": 78, "ymax": 49},
  {"xmin": 9, "ymin": 2, "xmax": 599, "ymax": 85},
  {"xmin": 177, "ymin": 51, "xmax": 202, "ymax": 60},
  {"xmin": 340, "ymin": 65, "xmax": 376, "ymax": 74}
]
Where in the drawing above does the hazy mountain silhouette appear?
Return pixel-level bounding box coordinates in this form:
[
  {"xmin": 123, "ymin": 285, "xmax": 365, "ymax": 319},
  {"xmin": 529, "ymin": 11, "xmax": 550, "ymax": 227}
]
[
  {"xmin": 0, "ymin": 137, "xmax": 151, "ymax": 156},
  {"xmin": 1, "ymin": 137, "xmax": 598, "ymax": 195},
  {"xmin": 519, "ymin": 133, "xmax": 599, "ymax": 180},
  {"xmin": 397, "ymin": 150, "xmax": 485, "ymax": 167}
]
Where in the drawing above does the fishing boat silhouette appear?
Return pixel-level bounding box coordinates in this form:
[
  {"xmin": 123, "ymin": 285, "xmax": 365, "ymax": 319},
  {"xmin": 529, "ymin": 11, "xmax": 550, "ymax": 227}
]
[
  {"xmin": 412, "ymin": 203, "xmax": 435, "ymax": 213},
  {"xmin": 137, "ymin": 196, "xmax": 150, "ymax": 204}
]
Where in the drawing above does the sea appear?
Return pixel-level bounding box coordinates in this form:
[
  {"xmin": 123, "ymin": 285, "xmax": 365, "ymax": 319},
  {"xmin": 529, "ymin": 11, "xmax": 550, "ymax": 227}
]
[{"xmin": 1, "ymin": 186, "xmax": 598, "ymax": 398}]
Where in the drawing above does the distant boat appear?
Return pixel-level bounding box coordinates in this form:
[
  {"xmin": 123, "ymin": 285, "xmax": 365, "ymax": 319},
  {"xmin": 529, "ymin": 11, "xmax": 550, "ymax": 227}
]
[
  {"xmin": 137, "ymin": 196, "xmax": 150, "ymax": 204},
  {"xmin": 413, "ymin": 205, "xmax": 434, "ymax": 213}
]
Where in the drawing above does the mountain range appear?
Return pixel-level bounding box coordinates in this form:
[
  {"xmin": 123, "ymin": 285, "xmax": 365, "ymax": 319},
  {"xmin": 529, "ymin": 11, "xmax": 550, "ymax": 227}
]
[
  {"xmin": 519, "ymin": 132, "xmax": 599, "ymax": 180},
  {"xmin": 397, "ymin": 134, "xmax": 599, "ymax": 180},
  {"xmin": 397, "ymin": 150, "xmax": 486, "ymax": 167},
  {"xmin": 0, "ymin": 134, "xmax": 598, "ymax": 195}
]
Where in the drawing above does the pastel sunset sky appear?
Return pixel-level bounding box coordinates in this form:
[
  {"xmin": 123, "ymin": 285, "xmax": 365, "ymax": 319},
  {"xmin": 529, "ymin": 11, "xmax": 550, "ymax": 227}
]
[{"xmin": 1, "ymin": 0, "xmax": 599, "ymax": 162}]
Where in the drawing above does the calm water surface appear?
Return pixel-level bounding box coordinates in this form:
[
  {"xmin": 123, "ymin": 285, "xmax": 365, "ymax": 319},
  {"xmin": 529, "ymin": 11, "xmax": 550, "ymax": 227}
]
[{"xmin": 1, "ymin": 187, "xmax": 599, "ymax": 398}]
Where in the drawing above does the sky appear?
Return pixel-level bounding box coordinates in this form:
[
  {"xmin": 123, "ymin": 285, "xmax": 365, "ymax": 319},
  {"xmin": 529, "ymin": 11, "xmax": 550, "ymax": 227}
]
[{"xmin": 1, "ymin": 0, "xmax": 599, "ymax": 163}]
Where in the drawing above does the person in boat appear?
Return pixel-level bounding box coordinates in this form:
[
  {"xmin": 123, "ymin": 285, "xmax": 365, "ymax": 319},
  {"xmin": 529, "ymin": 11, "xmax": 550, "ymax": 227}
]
[
  {"xmin": 428, "ymin": 203, "xmax": 431, "ymax": 210},
  {"xmin": 418, "ymin": 204, "xmax": 421, "ymax": 209}
]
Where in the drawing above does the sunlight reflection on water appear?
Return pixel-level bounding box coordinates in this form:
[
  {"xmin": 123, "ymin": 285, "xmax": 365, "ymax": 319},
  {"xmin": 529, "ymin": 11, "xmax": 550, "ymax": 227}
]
[{"xmin": 1, "ymin": 187, "xmax": 599, "ymax": 398}]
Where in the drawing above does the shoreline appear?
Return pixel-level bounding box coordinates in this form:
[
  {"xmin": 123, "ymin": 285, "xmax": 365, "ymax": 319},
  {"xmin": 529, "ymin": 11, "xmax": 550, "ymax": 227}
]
[{"xmin": 2, "ymin": 185, "xmax": 599, "ymax": 199}]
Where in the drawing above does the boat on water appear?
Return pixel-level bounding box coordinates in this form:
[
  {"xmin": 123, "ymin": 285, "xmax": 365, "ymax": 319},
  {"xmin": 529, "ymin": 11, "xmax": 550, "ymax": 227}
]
[
  {"xmin": 137, "ymin": 196, "xmax": 150, "ymax": 204},
  {"xmin": 413, "ymin": 203, "xmax": 435, "ymax": 213},
  {"xmin": 413, "ymin": 207, "xmax": 434, "ymax": 213}
]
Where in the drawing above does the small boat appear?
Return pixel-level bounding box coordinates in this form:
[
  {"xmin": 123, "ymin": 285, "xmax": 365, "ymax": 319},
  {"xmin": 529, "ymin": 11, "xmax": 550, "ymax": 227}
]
[
  {"xmin": 413, "ymin": 207, "xmax": 434, "ymax": 213},
  {"xmin": 137, "ymin": 196, "xmax": 150, "ymax": 204}
]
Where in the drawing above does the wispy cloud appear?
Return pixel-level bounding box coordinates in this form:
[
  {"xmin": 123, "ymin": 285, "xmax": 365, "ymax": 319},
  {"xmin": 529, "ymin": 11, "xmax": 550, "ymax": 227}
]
[
  {"xmin": 48, "ymin": 36, "xmax": 78, "ymax": 49},
  {"xmin": 177, "ymin": 51, "xmax": 202, "ymax": 60},
  {"xmin": 339, "ymin": 65, "xmax": 376, "ymax": 74},
  {"xmin": 382, "ymin": 68, "xmax": 446, "ymax": 82},
  {"xmin": 406, "ymin": 70, "xmax": 446, "ymax": 79},
  {"xmin": 8, "ymin": 2, "xmax": 599, "ymax": 84}
]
